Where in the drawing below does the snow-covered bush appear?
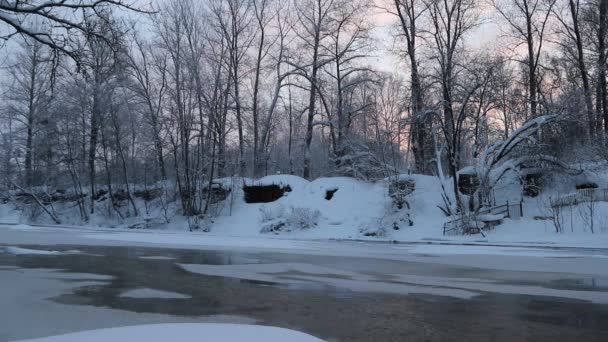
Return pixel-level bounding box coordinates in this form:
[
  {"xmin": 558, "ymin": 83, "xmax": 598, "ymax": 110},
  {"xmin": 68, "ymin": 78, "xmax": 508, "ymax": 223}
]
[
  {"xmin": 388, "ymin": 177, "xmax": 414, "ymax": 210},
  {"xmin": 359, "ymin": 218, "xmax": 389, "ymax": 238},
  {"xmin": 286, "ymin": 207, "xmax": 320, "ymax": 229},
  {"xmin": 475, "ymin": 115, "xmax": 562, "ymax": 207},
  {"xmin": 259, "ymin": 204, "xmax": 286, "ymax": 223},
  {"xmin": 260, "ymin": 206, "xmax": 320, "ymax": 234},
  {"xmin": 544, "ymin": 191, "xmax": 608, "ymax": 234},
  {"xmin": 334, "ymin": 140, "xmax": 394, "ymax": 181}
]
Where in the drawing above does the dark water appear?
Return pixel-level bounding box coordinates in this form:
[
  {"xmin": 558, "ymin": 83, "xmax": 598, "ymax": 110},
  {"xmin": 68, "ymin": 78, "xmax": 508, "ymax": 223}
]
[{"xmin": 1, "ymin": 244, "xmax": 608, "ymax": 342}]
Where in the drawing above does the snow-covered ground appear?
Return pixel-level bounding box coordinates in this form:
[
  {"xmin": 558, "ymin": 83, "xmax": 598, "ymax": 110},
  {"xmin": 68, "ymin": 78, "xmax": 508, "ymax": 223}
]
[
  {"xmin": 2, "ymin": 173, "xmax": 608, "ymax": 249},
  {"xmin": 3, "ymin": 222, "xmax": 608, "ymax": 268}
]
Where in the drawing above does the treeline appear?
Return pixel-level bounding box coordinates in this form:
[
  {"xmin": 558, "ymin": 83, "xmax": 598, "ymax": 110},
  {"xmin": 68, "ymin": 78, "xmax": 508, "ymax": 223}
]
[{"xmin": 1, "ymin": 0, "xmax": 607, "ymax": 220}]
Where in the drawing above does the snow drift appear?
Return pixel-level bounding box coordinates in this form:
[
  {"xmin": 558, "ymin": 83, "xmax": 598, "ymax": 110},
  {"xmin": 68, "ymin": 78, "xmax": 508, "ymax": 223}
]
[{"xmin": 15, "ymin": 323, "xmax": 324, "ymax": 342}]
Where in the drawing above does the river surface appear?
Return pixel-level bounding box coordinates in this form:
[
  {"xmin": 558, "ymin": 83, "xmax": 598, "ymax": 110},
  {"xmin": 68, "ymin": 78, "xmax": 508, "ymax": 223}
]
[{"xmin": 1, "ymin": 243, "xmax": 608, "ymax": 342}]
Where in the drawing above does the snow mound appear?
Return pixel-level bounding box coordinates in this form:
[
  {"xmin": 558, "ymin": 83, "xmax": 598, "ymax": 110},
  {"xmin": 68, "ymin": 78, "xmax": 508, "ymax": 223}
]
[
  {"xmin": 207, "ymin": 173, "xmax": 457, "ymax": 240},
  {"xmin": 15, "ymin": 323, "xmax": 324, "ymax": 342},
  {"xmin": 213, "ymin": 176, "xmax": 391, "ymax": 238}
]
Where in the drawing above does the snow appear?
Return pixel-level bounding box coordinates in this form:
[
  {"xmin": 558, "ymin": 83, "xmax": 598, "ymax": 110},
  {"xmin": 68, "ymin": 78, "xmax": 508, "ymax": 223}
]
[
  {"xmin": 139, "ymin": 255, "xmax": 175, "ymax": 260},
  {"xmin": 84, "ymin": 232, "xmax": 316, "ymax": 250},
  {"xmin": 245, "ymin": 174, "xmax": 310, "ymax": 191},
  {"xmin": 457, "ymin": 166, "xmax": 477, "ymax": 175},
  {"xmin": 2, "ymin": 170, "xmax": 608, "ymax": 251},
  {"xmin": 407, "ymin": 244, "xmax": 608, "ymax": 258},
  {"xmin": 211, "ymin": 176, "xmax": 389, "ymax": 239},
  {"xmin": 119, "ymin": 288, "xmax": 192, "ymax": 299},
  {"xmin": 234, "ymin": 175, "xmax": 440, "ymax": 240},
  {"xmin": 478, "ymin": 214, "xmax": 504, "ymax": 222},
  {"xmin": 14, "ymin": 323, "xmax": 324, "ymax": 342},
  {"xmin": 4, "ymin": 246, "xmax": 62, "ymax": 255},
  {"xmin": 2, "ymin": 246, "xmax": 84, "ymax": 256}
]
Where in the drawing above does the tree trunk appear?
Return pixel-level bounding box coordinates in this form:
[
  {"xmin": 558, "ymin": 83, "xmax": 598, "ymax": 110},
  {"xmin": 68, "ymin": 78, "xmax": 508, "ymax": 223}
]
[
  {"xmin": 89, "ymin": 88, "xmax": 100, "ymax": 214},
  {"xmin": 233, "ymin": 66, "xmax": 246, "ymax": 176},
  {"xmin": 569, "ymin": 0, "xmax": 594, "ymax": 140},
  {"xmin": 252, "ymin": 18, "xmax": 265, "ymax": 178},
  {"xmin": 288, "ymin": 84, "xmax": 294, "ymax": 175},
  {"xmin": 303, "ymin": 5, "xmax": 322, "ymax": 180},
  {"xmin": 24, "ymin": 48, "xmax": 38, "ymax": 187},
  {"xmin": 600, "ymin": 0, "xmax": 608, "ymax": 135},
  {"xmin": 411, "ymin": 62, "xmax": 427, "ymax": 174},
  {"xmin": 393, "ymin": 0, "xmax": 429, "ymax": 174},
  {"xmin": 25, "ymin": 120, "xmax": 34, "ymax": 187},
  {"xmin": 525, "ymin": 6, "xmax": 538, "ymax": 118},
  {"xmin": 303, "ymin": 59, "xmax": 319, "ymax": 180}
]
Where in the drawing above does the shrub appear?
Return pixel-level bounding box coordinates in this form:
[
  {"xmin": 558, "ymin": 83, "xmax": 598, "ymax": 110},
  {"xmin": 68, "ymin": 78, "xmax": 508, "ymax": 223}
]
[
  {"xmin": 259, "ymin": 204, "xmax": 286, "ymax": 223},
  {"xmin": 260, "ymin": 206, "xmax": 320, "ymax": 234},
  {"xmin": 286, "ymin": 207, "xmax": 320, "ymax": 229}
]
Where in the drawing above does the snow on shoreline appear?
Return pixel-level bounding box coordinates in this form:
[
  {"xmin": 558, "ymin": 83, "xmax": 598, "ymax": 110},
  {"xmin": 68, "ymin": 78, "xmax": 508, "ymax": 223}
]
[
  {"xmin": 14, "ymin": 323, "xmax": 324, "ymax": 342},
  {"xmin": 2, "ymin": 173, "xmax": 607, "ymax": 251},
  {"xmin": 2, "ymin": 220, "xmax": 608, "ymax": 254},
  {"xmin": 2, "ymin": 246, "xmax": 83, "ymax": 256},
  {"xmin": 3, "ymin": 246, "xmax": 62, "ymax": 255}
]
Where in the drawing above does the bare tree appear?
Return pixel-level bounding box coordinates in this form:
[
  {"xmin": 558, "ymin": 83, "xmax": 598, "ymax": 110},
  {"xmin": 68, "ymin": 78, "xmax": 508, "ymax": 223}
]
[
  {"xmin": 210, "ymin": 0, "xmax": 255, "ymax": 176},
  {"xmin": 388, "ymin": 0, "xmax": 433, "ymax": 174},
  {"xmin": 126, "ymin": 33, "xmax": 168, "ymax": 181},
  {"xmin": 253, "ymin": 0, "xmax": 293, "ymax": 177},
  {"xmin": 598, "ymin": 0, "xmax": 608, "ymax": 134},
  {"xmin": 0, "ymin": 0, "xmax": 151, "ymax": 65},
  {"xmin": 372, "ymin": 73, "xmax": 408, "ymax": 171},
  {"xmin": 426, "ymin": 0, "xmax": 480, "ymax": 209},
  {"xmin": 326, "ymin": 0, "xmax": 373, "ymax": 157},
  {"xmin": 291, "ymin": 0, "xmax": 338, "ymax": 179},
  {"xmin": 553, "ymin": 0, "xmax": 595, "ymax": 140},
  {"xmin": 79, "ymin": 15, "xmax": 124, "ymax": 214},
  {"xmin": 493, "ymin": 0, "xmax": 557, "ymax": 119},
  {"xmin": 3, "ymin": 38, "xmax": 53, "ymax": 187},
  {"xmin": 154, "ymin": 0, "xmax": 200, "ymax": 215}
]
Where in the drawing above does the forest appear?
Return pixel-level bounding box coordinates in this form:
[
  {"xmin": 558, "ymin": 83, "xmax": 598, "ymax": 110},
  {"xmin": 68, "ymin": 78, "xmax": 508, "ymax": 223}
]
[{"xmin": 1, "ymin": 0, "xmax": 608, "ymax": 230}]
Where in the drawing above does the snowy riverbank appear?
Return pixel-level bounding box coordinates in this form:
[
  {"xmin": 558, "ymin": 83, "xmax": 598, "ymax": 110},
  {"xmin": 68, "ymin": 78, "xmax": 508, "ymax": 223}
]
[{"xmin": 2, "ymin": 173, "xmax": 608, "ymax": 250}]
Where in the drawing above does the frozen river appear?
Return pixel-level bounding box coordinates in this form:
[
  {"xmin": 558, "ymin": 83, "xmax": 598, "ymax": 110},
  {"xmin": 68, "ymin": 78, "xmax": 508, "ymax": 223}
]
[{"xmin": 1, "ymin": 226, "xmax": 608, "ymax": 341}]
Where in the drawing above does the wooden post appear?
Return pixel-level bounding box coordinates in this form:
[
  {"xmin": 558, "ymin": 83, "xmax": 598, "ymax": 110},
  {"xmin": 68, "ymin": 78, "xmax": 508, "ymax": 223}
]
[{"xmin": 520, "ymin": 200, "xmax": 523, "ymax": 218}]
